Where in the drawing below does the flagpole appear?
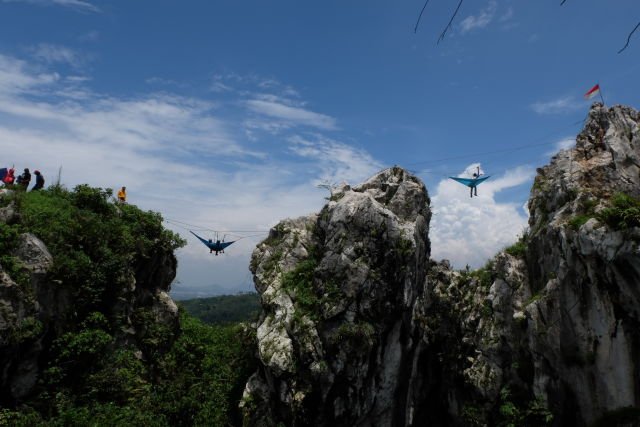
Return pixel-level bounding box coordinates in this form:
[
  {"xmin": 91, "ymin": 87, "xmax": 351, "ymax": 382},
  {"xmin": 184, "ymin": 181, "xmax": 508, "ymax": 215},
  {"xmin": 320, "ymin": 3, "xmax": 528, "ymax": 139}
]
[{"xmin": 598, "ymin": 81, "xmax": 605, "ymax": 105}]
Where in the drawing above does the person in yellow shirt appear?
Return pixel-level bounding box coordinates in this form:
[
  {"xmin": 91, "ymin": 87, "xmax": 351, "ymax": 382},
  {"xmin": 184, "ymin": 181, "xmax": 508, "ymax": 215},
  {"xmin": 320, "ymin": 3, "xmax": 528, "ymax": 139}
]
[{"xmin": 117, "ymin": 186, "xmax": 127, "ymax": 203}]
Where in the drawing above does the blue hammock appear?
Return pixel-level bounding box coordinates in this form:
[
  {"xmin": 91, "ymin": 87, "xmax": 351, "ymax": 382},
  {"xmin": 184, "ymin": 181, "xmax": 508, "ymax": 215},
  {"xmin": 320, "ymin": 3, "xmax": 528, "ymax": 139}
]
[
  {"xmin": 449, "ymin": 176, "xmax": 491, "ymax": 188},
  {"xmin": 190, "ymin": 230, "xmax": 235, "ymax": 253}
]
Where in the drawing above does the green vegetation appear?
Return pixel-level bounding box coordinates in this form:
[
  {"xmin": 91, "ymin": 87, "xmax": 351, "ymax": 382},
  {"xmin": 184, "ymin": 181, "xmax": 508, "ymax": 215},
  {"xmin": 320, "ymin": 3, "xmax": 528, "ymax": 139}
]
[
  {"xmin": 567, "ymin": 192, "xmax": 640, "ymax": 232},
  {"xmin": 598, "ymin": 192, "xmax": 640, "ymax": 230},
  {"xmin": 504, "ymin": 232, "xmax": 528, "ymax": 258},
  {"xmin": 329, "ymin": 321, "xmax": 376, "ymax": 351},
  {"xmin": 567, "ymin": 196, "xmax": 598, "ymax": 231},
  {"xmin": 282, "ymin": 258, "xmax": 320, "ymax": 319},
  {"xmin": 457, "ymin": 260, "xmax": 496, "ymax": 291},
  {"xmin": 0, "ymin": 186, "xmax": 256, "ymax": 426},
  {"xmin": 1, "ymin": 310, "xmax": 256, "ymax": 426},
  {"xmin": 568, "ymin": 215, "xmax": 592, "ymax": 230},
  {"xmin": 461, "ymin": 404, "xmax": 487, "ymax": 427},
  {"xmin": 524, "ymin": 291, "xmax": 544, "ymax": 307},
  {"xmin": 179, "ymin": 293, "xmax": 261, "ymax": 325},
  {"xmin": 473, "ymin": 261, "xmax": 496, "ymax": 289},
  {"xmin": 0, "ymin": 222, "xmax": 30, "ymax": 288},
  {"xmin": 496, "ymin": 387, "xmax": 553, "ymax": 427},
  {"xmin": 329, "ymin": 192, "xmax": 345, "ymax": 202}
]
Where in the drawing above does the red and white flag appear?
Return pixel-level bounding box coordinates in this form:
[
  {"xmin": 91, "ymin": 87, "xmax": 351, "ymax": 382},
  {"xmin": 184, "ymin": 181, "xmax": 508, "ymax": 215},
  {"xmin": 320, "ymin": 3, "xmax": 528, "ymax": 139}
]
[{"xmin": 584, "ymin": 84, "xmax": 600, "ymax": 100}]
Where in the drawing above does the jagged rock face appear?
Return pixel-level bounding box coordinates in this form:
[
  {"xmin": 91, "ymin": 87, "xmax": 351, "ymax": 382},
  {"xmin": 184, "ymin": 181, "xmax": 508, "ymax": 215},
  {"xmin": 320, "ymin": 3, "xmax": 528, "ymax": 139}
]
[
  {"xmin": 0, "ymin": 233, "xmax": 53, "ymax": 401},
  {"xmin": 411, "ymin": 104, "xmax": 640, "ymax": 426},
  {"xmin": 523, "ymin": 104, "xmax": 640, "ymax": 424},
  {"xmin": 243, "ymin": 167, "xmax": 431, "ymax": 426}
]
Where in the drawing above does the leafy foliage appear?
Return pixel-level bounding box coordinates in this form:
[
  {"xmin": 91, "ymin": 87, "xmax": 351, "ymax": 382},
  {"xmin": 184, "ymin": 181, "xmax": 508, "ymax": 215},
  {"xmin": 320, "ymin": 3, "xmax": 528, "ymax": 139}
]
[
  {"xmin": 282, "ymin": 258, "xmax": 321, "ymax": 318},
  {"xmin": 0, "ymin": 222, "xmax": 30, "ymax": 287},
  {"xmin": 598, "ymin": 192, "xmax": 640, "ymax": 230},
  {"xmin": 151, "ymin": 310, "xmax": 257, "ymax": 426},
  {"xmin": 568, "ymin": 215, "xmax": 592, "ymax": 230},
  {"xmin": 504, "ymin": 232, "xmax": 528, "ymax": 258},
  {"xmin": 329, "ymin": 321, "xmax": 375, "ymax": 351},
  {"xmin": 3, "ymin": 311, "xmax": 256, "ymax": 426},
  {"xmin": 495, "ymin": 387, "xmax": 553, "ymax": 427}
]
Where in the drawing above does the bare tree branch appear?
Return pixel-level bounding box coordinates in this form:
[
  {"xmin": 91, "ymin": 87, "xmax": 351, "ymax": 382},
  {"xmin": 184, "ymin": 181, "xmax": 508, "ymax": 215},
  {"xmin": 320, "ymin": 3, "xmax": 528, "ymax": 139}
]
[
  {"xmin": 437, "ymin": 0, "xmax": 464, "ymax": 44},
  {"xmin": 618, "ymin": 21, "xmax": 640, "ymax": 53},
  {"xmin": 414, "ymin": 0, "xmax": 432, "ymax": 33}
]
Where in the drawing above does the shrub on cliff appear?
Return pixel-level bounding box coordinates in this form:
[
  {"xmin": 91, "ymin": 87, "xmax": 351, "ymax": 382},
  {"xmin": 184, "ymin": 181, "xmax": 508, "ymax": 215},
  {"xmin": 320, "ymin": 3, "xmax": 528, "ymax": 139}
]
[{"xmin": 599, "ymin": 192, "xmax": 640, "ymax": 230}]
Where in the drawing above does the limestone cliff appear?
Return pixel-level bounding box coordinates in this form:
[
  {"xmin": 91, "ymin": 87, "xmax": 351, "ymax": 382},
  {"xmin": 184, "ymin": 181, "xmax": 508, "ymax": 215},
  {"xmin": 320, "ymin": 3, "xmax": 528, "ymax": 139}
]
[
  {"xmin": 243, "ymin": 104, "xmax": 640, "ymax": 426},
  {"xmin": 243, "ymin": 168, "xmax": 431, "ymax": 426}
]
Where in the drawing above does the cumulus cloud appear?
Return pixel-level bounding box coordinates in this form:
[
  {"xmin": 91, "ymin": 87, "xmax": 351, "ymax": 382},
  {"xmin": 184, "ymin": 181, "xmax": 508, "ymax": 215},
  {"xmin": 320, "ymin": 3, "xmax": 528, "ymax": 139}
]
[
  {"xmin": 459, "ymin": 0, "xmax": 497, "ymax": 34},
  {"xmin": 2, "ymin": 0, "xmax": 100, "ymax": 13},
  {"xmin": 429, "ymin": 163, "xmax": 534, "ymax": 269},
  {"xmin": 530, "ymin": 96, "xmax": 583, "ymax": 115}
]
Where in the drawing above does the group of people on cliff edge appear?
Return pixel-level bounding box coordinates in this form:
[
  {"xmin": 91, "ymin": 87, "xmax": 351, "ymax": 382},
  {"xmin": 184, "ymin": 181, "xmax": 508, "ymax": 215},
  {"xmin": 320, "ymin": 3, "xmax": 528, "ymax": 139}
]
[{"xmin": 0, "ymin": 167, "xmax": 45, "ymax": 191}]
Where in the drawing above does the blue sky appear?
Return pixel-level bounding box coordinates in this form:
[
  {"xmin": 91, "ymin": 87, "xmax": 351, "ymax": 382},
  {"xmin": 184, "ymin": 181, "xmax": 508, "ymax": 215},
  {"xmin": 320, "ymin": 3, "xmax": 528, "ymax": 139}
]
[{"xmin": 1, "ymin": 0, "xmax": 639, "ymax": 298}]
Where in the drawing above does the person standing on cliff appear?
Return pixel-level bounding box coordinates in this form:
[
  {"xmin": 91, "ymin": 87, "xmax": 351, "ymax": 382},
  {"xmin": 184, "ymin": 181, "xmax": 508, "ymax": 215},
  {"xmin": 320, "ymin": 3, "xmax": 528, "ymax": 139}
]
[
  {"xmin": 31, "ymin": 170, "xmax": 45, "ymax": 191},
  {"xmin": 16, "ymin": 168, "xmax": 31, "ymax": 189},
  {"xmin": 117, "ymin": 186, "xmax": 127, "ymax": 203}
]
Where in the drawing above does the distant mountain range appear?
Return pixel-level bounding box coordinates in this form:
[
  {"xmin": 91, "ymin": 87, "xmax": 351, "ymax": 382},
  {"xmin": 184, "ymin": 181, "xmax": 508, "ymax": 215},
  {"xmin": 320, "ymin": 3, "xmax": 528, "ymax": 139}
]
[{"xmin": 171, "ymin": 284, "xmax": 249, "ymax": 301}]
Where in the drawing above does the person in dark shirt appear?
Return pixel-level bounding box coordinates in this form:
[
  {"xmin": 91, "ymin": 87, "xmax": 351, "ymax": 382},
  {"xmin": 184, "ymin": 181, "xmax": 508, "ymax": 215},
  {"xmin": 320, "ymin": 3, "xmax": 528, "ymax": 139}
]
[
  {"xmin": 32, "ymin": 170, "xmax": 44, "ymax": 191},
  {"xmin": 17, "ymin": 168, "xmax": 31, "ymax": 189}
]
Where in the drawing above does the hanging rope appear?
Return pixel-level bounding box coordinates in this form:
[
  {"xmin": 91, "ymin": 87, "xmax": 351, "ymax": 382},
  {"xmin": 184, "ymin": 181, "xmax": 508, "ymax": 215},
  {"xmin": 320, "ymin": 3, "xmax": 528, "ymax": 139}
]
[{"xmin": 164, "ymin": 218, "xmax": 268, "ymax": 241}]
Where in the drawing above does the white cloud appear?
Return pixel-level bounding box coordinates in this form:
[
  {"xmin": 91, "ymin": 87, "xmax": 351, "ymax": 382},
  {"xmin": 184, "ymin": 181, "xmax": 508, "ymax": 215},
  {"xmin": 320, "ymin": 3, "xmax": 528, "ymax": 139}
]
[
  {"xmin": 459, "ymin": 0, "xmax": 497, "ymax": 34},
  {"xmin": 429, "ymin": 163, "xmax": 534, "ymax": 269},
  {"xmin": 210, "ymin": 81, "xmax": 233, "ymax": 93},
  {"xmin": 252, "ymin": 93, "xmax": 305, "ymax": 108},
  {"xmin": 246, "ymin": 99, "xmax": 337, "ymax": 130},
  {"xmin": 2, "ymin": 0, "xmax": 100, "ymax": 13},
  {"xmin": 288, "ymin": 134, "xmax": 383, "ymax": 184},
  {"xmin": 0, "ymin": 54, "xmax": 60, "ymax": 95},
  {"xmin": 30, "ymin": 44, "xmax": 86, "ymax": 68},
  {"xmin": 530, "ymin": 96, "xmax": 583, "ymax": 115}
]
